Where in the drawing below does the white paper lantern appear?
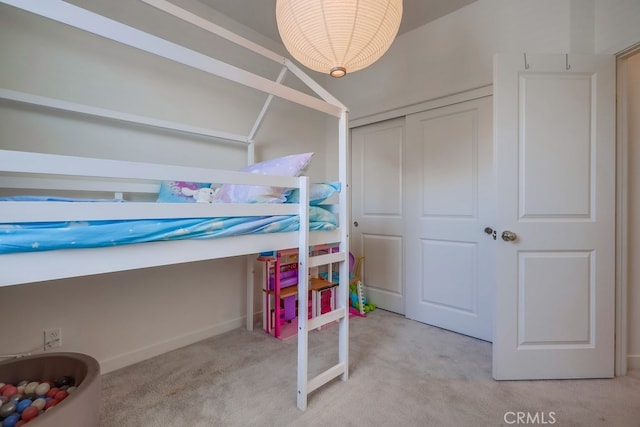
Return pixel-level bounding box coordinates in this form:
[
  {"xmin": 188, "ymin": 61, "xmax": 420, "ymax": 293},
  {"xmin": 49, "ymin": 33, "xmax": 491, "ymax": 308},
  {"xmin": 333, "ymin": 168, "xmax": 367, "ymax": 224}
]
[{"xmin": 276, "ymin": 0, "xmax": 403, "ymax": 78}]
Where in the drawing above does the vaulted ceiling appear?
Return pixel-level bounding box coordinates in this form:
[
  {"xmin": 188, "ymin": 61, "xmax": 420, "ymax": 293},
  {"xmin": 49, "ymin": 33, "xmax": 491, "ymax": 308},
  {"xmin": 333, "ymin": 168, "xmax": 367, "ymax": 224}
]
[{"xmin": 198, "ymin": 0, "xmax": 477, "ymax": 45}]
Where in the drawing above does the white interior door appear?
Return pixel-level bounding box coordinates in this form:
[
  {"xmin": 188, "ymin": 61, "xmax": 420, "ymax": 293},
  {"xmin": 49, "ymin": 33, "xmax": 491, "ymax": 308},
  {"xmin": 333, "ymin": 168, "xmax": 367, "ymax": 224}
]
[
  {"xmin": 404, "ymin": 97, "xmax": 495, "ymax": 341},
  {"xmin": 493, "ymin": 54, "xmax": 616, "ymax": 379},
  {"xmin": 351, "ymin": 118, "xmax": 405, "ymax": 314}
]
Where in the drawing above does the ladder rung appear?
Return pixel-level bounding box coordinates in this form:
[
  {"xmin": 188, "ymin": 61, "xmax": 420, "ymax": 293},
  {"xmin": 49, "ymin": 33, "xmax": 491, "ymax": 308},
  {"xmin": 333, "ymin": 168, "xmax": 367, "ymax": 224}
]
[
  {"xmin": 307, "ymin": 307, "xmax": 346, "ymax": 330},
  {"xmin": 307, "ymin": 362, "xmax": 346, "ymax": 393},
  {"xmin": 308, "ymin": 251, "xmax": 345, "ymax": 268}
]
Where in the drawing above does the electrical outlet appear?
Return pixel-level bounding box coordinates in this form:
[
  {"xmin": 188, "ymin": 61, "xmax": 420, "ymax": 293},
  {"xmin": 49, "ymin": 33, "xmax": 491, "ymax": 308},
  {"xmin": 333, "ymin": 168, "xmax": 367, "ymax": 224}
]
[{"xmin": 44, "ymin": 328, "xmax": 62, "ymax": 350}]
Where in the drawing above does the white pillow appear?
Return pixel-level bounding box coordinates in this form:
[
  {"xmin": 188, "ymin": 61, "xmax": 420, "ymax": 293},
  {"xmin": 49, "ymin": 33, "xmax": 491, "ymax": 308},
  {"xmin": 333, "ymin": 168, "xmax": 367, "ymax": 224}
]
[{"xmin": 213, "ymin": 152, "xmax": 314, "ymax": 203}]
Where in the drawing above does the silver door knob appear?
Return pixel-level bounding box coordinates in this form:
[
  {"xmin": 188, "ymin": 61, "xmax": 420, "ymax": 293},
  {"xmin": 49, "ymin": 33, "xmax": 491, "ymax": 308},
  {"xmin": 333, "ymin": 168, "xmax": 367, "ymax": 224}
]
[{"xmin": 501, "ymin": 230, "xmax": 517, "ymax": 242}]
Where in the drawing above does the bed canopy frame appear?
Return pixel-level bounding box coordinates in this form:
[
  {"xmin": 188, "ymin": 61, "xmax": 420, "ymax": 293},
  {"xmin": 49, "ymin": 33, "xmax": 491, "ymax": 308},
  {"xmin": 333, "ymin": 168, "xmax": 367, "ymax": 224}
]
[{"xmin": 0, "ymin": 0, "xmax": 350, "ymax": 411}]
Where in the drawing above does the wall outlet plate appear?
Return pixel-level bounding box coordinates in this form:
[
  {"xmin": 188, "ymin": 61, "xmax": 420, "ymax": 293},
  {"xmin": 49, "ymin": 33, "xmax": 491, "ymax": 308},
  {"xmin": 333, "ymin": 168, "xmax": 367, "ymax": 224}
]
[{"xmin": 44, "ymin": 328, "xmax": 62, "ymax": 350}]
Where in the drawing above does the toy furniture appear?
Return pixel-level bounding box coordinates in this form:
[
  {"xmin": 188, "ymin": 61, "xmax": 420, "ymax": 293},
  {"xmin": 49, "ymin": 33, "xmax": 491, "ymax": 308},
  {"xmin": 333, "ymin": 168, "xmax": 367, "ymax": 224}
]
[
  {"xmin": 309, "ymin": 244, "xmax": 340, "ymax": 321},
  {"xmin": 259, "ymin": 245, "xmax": 340, "ymax": 338},
  {"xmin": 258, "ymin": 249, "xmax": 300, "ymax": 338},
  {"xmin": 310, "ymin": 278, "xmax": 338, "ymax": 318}
]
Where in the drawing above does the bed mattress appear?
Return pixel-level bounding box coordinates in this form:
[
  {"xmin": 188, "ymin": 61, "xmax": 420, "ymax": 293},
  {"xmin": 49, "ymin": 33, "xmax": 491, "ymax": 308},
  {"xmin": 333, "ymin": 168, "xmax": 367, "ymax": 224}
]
[{"xmin": 0, "ymin": 205, "xmax": 336, "ymax": 254}]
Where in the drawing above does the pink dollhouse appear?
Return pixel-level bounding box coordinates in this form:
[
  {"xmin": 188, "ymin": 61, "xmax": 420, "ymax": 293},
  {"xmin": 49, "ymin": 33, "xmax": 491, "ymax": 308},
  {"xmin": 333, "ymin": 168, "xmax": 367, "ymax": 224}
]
[{"xmin": 258, "ymin": 245, "xmax": 339, "ymax": 339}]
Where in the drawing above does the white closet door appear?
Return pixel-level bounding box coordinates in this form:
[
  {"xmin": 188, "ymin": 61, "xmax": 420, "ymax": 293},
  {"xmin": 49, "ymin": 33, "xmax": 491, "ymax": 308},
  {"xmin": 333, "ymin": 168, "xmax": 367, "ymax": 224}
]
[
  {"xmin": 493, "ymin": 54, "xmax": 616, "ymax": 379},
  {"xmin": 405, "ymin": 96, "xmax": 495, "ymax": 341},
  {"xmin": 351, "ymin": 118, "xmax": 405, "ymax": 314}
]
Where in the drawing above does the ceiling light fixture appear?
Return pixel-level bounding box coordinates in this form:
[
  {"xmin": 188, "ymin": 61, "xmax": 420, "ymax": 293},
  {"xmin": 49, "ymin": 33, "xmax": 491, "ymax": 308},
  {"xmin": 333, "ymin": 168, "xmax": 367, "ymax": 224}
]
[{"xmin": 276, "ymin": 0, "xmax": 403, "ymax": 78}]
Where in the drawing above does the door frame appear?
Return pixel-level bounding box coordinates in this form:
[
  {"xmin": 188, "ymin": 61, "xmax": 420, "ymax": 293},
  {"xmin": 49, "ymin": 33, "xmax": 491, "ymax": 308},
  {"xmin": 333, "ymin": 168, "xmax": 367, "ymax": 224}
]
[
  {"xmin": 349, "ymin": 75, "xmax": 632, "ymax": 376},
  {"xmin": 615, "ymin": 43, "xmax": 640, "ymax": 375}
]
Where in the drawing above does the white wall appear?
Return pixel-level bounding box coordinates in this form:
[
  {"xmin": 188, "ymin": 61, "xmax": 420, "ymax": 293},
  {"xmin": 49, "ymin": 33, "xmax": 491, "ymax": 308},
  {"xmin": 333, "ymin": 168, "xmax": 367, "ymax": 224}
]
[
  {"xmin": 0, "ymin": 0, "xmax": 334, "ymax": 373},
  {"xmin": 595, "ymin": 0, "xmax": 640, "ymax": 54}
]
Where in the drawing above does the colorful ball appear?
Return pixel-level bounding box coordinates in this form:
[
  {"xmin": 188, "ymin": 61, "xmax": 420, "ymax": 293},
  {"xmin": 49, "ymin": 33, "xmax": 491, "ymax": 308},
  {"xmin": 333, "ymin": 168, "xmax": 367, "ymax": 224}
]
[
  {"xmin": 44, "ymin": 399, "xmax": 58, "ymax": 410},
  {"xmin": 16, "ymin": 399, "xmax": 33, "ymax": 413},
  {"xmin": 54, "ymin": 376, "xmax": 74, "ymax": 388},
  {"xmin": 22, "ymin": 383, "xmax": 37, "ymax": 396},
  {"xmin": 31, "ymin": 398, "xmax": 46, "ymax": 411},
  {"xmin": 0, "ymin": 373, "xmax": 78, "ymax": 425},
  {"xmin": 34, "ymin": 383, "xmax": 50, "ymax": 396},
  {"xmin": 2, "ymin": 413, "xmax": 19, "ymax": 427},
  {"xmin": 54, "ymin": 390, "xmax": 69, "ymax": 401},
  {"xmin": 0, "ymin": 386, "xmax": 17, "ymax": 399},
  {"xmin": 14, "ymin": 399, "xmax": 31, "ymax": 414},
  {"xmin": 20, "ymin": 393, "xmax": 36, "ymax": 402},
  {"xmin": 0, "ymin": 401, "xmax": 16, "ymax": 418},
  {"xmin": 45, "ymin": 388, "xmax": 59, "ymax": 399},
  {"xmin": 20, "ymin": 406, "xmax": 38, "ymax": 422}
]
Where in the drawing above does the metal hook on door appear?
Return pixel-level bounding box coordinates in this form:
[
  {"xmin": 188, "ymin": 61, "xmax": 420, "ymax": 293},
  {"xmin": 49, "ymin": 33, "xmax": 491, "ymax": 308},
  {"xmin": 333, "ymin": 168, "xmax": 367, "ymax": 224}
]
[
  {"xmin": 565, "ymin": 54, "xmax": 571, "ymax": 70},
  {"xmin": 523, "ymin": 53, "xmax": 530, "ymax": 69}
]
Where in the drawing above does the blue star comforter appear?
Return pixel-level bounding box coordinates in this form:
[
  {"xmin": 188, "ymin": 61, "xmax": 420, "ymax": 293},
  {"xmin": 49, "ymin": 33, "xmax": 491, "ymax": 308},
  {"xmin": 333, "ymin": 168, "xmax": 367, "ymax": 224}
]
[{"xmin": 0, "ymin": 202, "xmax": 337, "ymax": 254}]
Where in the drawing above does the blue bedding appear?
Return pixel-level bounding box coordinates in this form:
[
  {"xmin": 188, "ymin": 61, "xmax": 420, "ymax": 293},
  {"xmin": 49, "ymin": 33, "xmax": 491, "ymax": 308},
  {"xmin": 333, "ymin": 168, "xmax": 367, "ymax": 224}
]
[
  {"xmin": 0, "ymin": 196, "xmax": 126, "ymax": 202},
  {"xmin": 0, "ymin": 205, "xmax": 337, "ymax": 254}
]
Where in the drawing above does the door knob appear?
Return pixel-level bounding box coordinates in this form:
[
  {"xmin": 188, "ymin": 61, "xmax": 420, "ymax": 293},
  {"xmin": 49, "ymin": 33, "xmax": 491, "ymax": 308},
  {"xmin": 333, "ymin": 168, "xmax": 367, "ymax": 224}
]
[
  {"xmin": 501, "ymin": 230, "xmax": 517, "ymax": 242},
  {"xmin": 353, "ymin": 221, "xmax": 359, "ymax": 227}
]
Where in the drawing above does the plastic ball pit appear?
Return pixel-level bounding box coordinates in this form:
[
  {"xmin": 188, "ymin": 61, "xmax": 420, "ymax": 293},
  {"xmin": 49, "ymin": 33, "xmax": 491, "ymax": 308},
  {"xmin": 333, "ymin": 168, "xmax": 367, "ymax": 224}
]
[{"xmin": 0, "ymin": 353, "xmax": 100, "ymax": 427}]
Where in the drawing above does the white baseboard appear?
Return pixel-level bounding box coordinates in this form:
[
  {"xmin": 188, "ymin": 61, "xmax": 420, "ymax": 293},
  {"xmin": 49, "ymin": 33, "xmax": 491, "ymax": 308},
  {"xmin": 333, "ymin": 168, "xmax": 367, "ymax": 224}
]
[
  {"xmin": 627, "ymin": 355, "xmax": 640, "ymax": 370},
  {"xmin": 99, "ymin": 316, "xmax": 245, "ymax": 374}
]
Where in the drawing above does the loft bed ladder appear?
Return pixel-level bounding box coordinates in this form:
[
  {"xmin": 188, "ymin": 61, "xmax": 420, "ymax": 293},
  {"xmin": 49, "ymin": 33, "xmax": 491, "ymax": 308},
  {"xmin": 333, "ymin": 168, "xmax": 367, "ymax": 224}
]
[
  {"xmin": 296, "ymin": 183, "xmax": 349, "ymax": 410},
  {"xmin": 0, "ymin": 0, "xmax": 350, "ymax": 410}
]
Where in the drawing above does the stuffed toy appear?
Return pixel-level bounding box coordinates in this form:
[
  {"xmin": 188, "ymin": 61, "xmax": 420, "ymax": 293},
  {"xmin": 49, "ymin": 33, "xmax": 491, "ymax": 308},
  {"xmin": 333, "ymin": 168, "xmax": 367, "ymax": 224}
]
[{"xmin": 181, "ymin": 187, "xmax": 216, "ymax": 203}]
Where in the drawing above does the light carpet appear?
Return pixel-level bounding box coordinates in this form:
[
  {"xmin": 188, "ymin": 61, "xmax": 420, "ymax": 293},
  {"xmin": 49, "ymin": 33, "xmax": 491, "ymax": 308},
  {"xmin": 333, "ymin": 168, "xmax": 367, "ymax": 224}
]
[{"xmin": 100, "ymin": 309, "xmax": 640, "ymax": 426}]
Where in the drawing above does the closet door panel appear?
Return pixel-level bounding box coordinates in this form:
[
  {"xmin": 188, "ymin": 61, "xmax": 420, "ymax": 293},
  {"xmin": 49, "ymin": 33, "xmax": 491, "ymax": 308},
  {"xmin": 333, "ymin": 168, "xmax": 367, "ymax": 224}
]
[
  {"xmin": 405, "ymin": 96, "xmax": 495, "ymax": 341},
  {"xmin": 351, "ymin": 118, "xmax": 405, "ymax": 314}
]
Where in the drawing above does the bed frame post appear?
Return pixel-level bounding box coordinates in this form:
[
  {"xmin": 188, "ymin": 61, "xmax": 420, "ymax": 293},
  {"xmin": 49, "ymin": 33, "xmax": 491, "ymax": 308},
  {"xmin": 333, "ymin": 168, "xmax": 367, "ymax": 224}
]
[
  {"xmin": 338, "ymin": 110, "xmax": 350, "ymax": 382},
  {"xmin": 246, "ymin": 255, "xmax": 254, "ymax": 331},
  {"xmin": 247, "ymin": 142, "xmax": 255, "ymax": 165},
  {"xmin": 296, "ymin": 176, "xmax": 310, "ymax": 410}
]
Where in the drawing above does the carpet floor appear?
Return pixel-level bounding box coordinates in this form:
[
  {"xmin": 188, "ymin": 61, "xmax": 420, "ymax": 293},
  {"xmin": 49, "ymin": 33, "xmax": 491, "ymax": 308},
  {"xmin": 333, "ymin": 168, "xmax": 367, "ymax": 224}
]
[{"xmin": 100, "ymin": 309, "xmax": 640, "ymax": 426}]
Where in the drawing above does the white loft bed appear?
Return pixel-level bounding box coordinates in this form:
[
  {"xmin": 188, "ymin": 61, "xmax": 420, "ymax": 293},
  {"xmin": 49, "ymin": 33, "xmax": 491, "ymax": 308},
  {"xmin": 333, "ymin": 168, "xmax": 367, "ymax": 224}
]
[{"xmin": 0, "ymin": 0, "xmax": 350, "ymax": 411}]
